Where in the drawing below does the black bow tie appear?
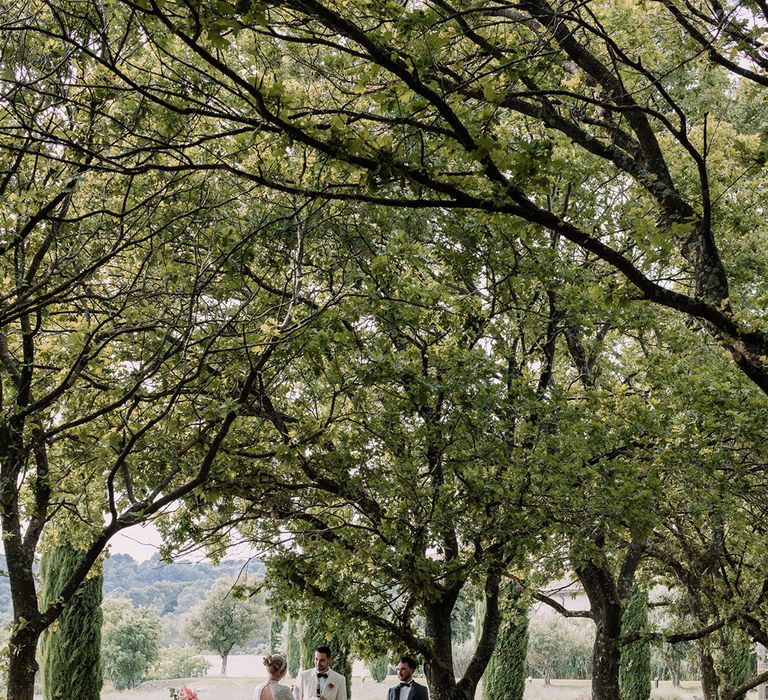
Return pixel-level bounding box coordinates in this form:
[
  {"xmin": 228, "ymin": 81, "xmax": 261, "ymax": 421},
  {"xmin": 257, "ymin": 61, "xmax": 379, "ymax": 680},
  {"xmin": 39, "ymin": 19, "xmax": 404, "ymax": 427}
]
[
  {"xmin": 399, "ymin": 682, "xmax": 412, "ymax": 688},
  {"xmin": 317, "ymin": 673, "xmax": 328, "ymax": 678}
]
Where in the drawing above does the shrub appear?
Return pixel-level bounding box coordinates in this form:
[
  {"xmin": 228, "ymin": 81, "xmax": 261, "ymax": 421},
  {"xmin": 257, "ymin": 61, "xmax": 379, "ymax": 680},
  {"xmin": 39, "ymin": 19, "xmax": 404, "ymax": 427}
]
[
  {"xmin": 102, "ymin": 598, "xmax": 162, "ymax": 690},
  {"xmin": 367, "ymin": 656, "xmax": 389, "ymax": 683},
  {"xmin": 151, "ymin": 645, "xmax": 211, "ymax": 679}
]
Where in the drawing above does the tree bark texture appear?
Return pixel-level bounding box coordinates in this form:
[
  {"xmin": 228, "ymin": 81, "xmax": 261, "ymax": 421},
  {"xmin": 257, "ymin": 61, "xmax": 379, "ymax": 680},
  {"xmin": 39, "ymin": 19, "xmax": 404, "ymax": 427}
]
[{"xmin": 577, "ymin": 562, "xmax": 623, "ymax": 700}]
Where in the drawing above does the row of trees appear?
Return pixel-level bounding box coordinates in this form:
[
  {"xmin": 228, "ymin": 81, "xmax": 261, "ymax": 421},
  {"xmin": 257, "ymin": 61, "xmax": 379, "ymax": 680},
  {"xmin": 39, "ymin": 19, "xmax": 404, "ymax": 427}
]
[{"xmin": 2, "ymin": 1, "xmax": 768, "ymax": 699}]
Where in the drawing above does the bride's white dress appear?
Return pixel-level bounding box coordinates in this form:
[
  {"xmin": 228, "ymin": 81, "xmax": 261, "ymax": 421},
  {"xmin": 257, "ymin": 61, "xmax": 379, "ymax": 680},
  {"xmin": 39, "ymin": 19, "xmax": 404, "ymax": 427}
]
[{"xmin": 253, "ymin": 679, "xmax": 294, "ymax": 700}]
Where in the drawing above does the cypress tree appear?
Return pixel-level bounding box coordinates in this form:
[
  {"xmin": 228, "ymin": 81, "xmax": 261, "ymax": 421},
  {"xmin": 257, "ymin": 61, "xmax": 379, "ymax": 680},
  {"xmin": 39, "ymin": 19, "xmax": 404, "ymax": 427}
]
[
  {"xmin": 619, "ymin": 587, "xmax": 650, "ymax": 700},
  {"xmin": 300, "ymin": 613, "xmax": 325, "ymax": 669},
  {"xmin": 721, "ymin": 627, "xmax": 754, "ymax": 700},
  {"xmin": 40, "ymin": 543, "xmax": 103, "ymax": 700},
  {"xmin": 287, "ymin": 617, "xmax": 301, "ymax": 677},
  {"xmin": 269, "ymin": 616, "xmax": 284, "ymax": 653},
  {"xmin": 368, "ymin": 656, "xmax": 389, "ymax": 682},
  {"xmin": 482, "ymin": 588, "xmax": 528, "ymax": 700},
  {"xmin": 327, "ymin": 628, "xmax": 352, "ymax": 700}
]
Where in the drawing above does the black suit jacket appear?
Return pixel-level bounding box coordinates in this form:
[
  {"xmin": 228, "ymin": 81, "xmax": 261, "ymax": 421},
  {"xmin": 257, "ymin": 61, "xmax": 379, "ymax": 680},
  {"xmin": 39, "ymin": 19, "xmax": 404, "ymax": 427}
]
[{"xmin": 387, "ymin": 681, "xmax": 429, "ymax": 700}]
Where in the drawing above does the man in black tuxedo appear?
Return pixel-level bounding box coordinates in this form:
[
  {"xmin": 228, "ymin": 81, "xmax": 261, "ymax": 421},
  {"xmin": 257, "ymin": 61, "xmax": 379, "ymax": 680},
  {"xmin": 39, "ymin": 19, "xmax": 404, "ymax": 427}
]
[{"xmin": 387, "ymin": 656, "xmax": 428, "ymax": 700}]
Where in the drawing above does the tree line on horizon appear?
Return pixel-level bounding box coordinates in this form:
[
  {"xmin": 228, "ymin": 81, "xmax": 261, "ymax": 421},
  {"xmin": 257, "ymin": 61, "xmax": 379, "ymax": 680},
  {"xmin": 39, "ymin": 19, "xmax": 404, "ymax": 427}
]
[{"xmin": 0, "ymin": 553, "xmax": 263, "ymax": 624}]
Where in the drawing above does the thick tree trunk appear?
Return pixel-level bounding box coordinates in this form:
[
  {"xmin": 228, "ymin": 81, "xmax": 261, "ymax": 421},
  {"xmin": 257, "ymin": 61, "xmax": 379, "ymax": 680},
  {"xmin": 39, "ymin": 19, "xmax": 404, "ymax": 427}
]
[
  {"xmin": 424, "ymin": 670, "xmax": 463, "ymax": 700},
  {"xmin": 577, "ymin": 562, "xmax": 623, "ymax": 700},
  {"xmin": 684, "ymin": 572, "xmax": 721, "ymax": 700},
  {"xmin": 697, "ymin": 642, "xmax": 720, "ymax": 700},
  {"xmin": 424, "ymin": 601, "xmax": 462, "ymax": 700},
  {"xmin": 590, "ymin": 616, "xmax": 622, "ymax": 700},
  {"xmin": 7, "ymin": 625, "xmax": 41, "ymax": 700},
  {"xmin": 422, "ymin": 600, "xmax": 477, "ymax": 700},
  {"xmin": 2, "ymin": 429, "xmax": 44, "ymax": 700},
  {"xmin": 221, "ymin": 654, "xmax": 228, "ymax": 676},
  {"xmin": 422, "ymin": 571, "xmax": 503, "ymax": 700}
]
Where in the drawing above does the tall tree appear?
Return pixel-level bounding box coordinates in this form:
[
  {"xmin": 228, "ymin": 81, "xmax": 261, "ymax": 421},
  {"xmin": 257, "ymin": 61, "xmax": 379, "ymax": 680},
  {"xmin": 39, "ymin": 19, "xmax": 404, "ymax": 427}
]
[
  {"xmin": 56, "ymin": 0, "xmax": 768, "ymax": 396},
  {"xmin": 525, "ymin": 614, "xmax": 593, "ymax": 685},
  {"xmin": 637, "ymin": 328, "xmax": 768, "ymax": 699},
  {"xmin": 299, "ymin": 614, "xmax": 325, "ymax": 672},
  {"xmin": 619, "ymin": 588, "xmax": 651, "ymax": 700},
  {"xmin": 287, "ymin": 618, "xmax": 301, "ymax": 678},
  {"xmin": 175, "ymin": 206, "xmax": 638, "ymax": 700},
  {"xmin": 39, "ymin": 544, "xmax": 103, "ymax": 700},
  {"xmin": 482, "ymin": 586, "xmax": 528, "ymax": 700},
  {"xmin": 183, "ymin": 578, "xmax": 268, "ymax": 675},
  {"xmin": 368, "ymin": 657, "xmax": 389, "ymax": 683},
  {"xmin": 269, "ymin": 616, "xmax": 284, "ymax": 655},
  {"xmin": 101, "ymin": 598, "xmax": 162, "ymax": 690},
  {"xmin": 0, "ymin": 6, "xmax": 349, "ymax": 693}
]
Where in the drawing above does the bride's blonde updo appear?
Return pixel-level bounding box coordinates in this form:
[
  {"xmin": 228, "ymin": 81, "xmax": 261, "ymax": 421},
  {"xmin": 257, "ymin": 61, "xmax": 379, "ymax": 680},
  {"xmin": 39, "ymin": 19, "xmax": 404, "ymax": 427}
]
[{"xmin": 263, "ymin": 653, "xmax": 288, "ymax": 676}]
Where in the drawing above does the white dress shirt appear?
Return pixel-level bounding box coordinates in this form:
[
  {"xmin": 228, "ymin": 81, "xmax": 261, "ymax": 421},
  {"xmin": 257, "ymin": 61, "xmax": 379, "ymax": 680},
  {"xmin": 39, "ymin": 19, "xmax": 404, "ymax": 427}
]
[{"xmin": 397, "ymin": 681, "xmax": 413, "ymax": 700}]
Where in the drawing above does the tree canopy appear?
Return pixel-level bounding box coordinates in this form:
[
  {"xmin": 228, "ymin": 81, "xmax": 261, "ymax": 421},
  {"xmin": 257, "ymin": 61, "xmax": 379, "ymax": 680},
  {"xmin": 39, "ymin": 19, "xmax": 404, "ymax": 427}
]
[
  {"xmin": 101, "ymin": 598, "xmax": 162, "ymax": 691},
  {"xmin": 183, "ymin": 578, "xmax": 268, "ymax": 675},
  {"xmin": 17, "ymin": 0, "xmax": 768, "ymax": 390},
  {"xmin": 4, "ymin": 1, "xmax": 768, "ymax": 699}
]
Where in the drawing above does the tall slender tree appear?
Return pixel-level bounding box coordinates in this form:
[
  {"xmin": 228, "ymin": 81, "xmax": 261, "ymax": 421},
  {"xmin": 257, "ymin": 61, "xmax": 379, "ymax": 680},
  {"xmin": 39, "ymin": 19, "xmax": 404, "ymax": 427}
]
[
  {"xmin": 40, "ymin": 544, "xmax": 103, "ymax": 700},
  {"xmin": 619, "ymin": 587, "xmax": 651, "ymax": 700},
  {"xmin": 300, "ymin": 614, "xmax": 325, "ymax": 671},
  {"xmin": 270, "ymin": 616, "xmax": 284, "ymax": 654},
  {"xmin": 287, "ymin": 618, "xmax": 301, "ymax": 678},
  {"xmin": 299, "ymin": 610, "xmax": 352, "ymax": 698},
  {"xmin": 482, "ymin": 586, "xmax": 528, "ymax": 700}
]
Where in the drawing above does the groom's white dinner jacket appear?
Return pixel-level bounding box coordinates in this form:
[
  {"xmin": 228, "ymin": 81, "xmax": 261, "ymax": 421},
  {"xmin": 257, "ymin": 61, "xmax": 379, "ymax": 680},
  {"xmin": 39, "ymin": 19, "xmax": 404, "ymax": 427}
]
[{"xmin": 292, "ymin": 667, "xmax": 347, "ymax": 700}]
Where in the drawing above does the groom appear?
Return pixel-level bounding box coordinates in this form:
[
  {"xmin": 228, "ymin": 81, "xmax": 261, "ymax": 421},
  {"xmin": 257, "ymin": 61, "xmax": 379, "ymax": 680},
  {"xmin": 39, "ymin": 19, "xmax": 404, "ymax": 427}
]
[
  {"xmin": 293, "ymin": 645, "xmax": 347, "ymax": 700},
  {"xmin": 387, "ymin": 656, "xmax": 428, "ymax": 700}
]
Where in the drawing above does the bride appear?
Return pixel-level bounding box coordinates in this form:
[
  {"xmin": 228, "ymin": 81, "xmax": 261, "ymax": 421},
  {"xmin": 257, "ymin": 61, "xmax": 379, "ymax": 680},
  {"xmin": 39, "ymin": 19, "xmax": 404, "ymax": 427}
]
[{"xmin": 253, "ymin": 654, "xmax": 293, "ymax": 700}]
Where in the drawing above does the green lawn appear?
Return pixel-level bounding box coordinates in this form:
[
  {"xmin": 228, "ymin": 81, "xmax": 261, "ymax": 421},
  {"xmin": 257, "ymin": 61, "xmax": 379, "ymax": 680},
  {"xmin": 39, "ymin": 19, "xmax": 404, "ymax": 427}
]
[
  {"xmin": 99, "ymin": 676, "xmax": 394, "ymax": 700},
  {"xmin": 85, "ymin": 677, "xmax": 761, "ymax": 700}
]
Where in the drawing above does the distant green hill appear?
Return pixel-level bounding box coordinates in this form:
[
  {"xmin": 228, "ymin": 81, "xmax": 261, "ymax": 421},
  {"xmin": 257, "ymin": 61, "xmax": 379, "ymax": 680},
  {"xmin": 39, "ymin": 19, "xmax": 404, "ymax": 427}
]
[
  {"xmin": 0, "ymin": 553, "xmax": 264, "ymax": 623},
  {"xmin": 103, "ymin": 553, "xmax": 265, "ymax": 615}
]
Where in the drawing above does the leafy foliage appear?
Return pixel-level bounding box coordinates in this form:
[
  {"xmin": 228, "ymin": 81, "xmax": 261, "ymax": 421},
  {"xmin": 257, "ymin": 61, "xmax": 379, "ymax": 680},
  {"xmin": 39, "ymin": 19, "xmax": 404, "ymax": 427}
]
[
  {"xmin": 269, "ymin": 617, "xmax": 284, "ymax": 655},
  {"xmin": 33, "ymin": 0, "xmax": 768, "ymax": 396},
  {"xmin": 40, "ymin": 545, "xmax": 103, "ymax": 700},
  {"xmin": 5, "ymin": 2, "xmax": 768, "ymax": 699},
  {"xmin": 287, "ymin": 618, "xmax": 301, "ymax": 678},
  {"xmin": 150, "ymin": 645, "xmax": 211, "ymax": 680},
  {"xmin": 715, "ymin": 628, "xmax": 755, "ymax": 700},
  {"xmin": 483, "ymin": 589, "xmax": 528, "ymax": 700},
  {"xmin": 619, "ymin": 588, "xmax": 651, "ymax": 700},
  {"xmin": 525, "ymin": 615, "xmax": 593, "ymax": 684},
  {"xmin": 101, "ymin": 599, "xmax": 162, "ymax": 690},
  {"xmin": 183, "ymin": 579, "xmax": 268, "ymax": 675},
  {"xmin": 367, "ymin": 656, "xmax": 389, "ymax": 683},
  {"xmin": 102, "ymin": 554, "xmax": 263, "ymax": 617}
]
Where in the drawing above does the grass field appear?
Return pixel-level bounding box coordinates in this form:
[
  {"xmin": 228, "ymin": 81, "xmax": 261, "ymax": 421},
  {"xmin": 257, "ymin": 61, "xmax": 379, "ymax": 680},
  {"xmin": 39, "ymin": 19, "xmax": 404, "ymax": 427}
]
[
  {"xmin": 91, "ymin": 676, "xmax": 761, "ymax": 700},
  {"xmin": 32, "ymin": 653, "xmax": 756, "ymax": 699}
]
